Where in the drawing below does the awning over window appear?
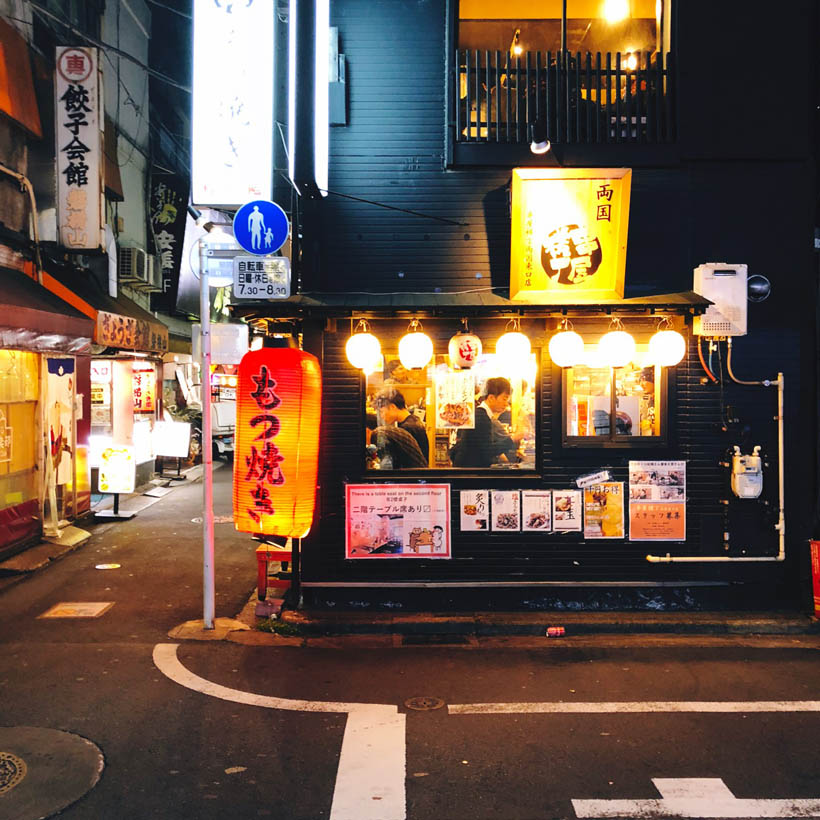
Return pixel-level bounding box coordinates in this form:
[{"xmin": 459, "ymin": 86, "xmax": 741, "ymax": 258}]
[
  {"xmin": 41, "ymin": 266, "xmax": 169, "ymax": 354},
  {"xmin": 0, "ymin": 268, "xmax": 93, "ymax": 353},
  {"xmin": 0, "ymin": 18, "xmax": 42, "ymax": 138}
]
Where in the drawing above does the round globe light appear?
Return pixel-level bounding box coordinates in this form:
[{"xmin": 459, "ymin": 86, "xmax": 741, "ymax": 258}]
[
  {"xmin": 598, "ymin": 329, "xmax": 636, "ymax": 367},
  {"xmin": 398, "ymin": 328, "xmax": 434, "ymax": 369},
  {"xmin": 496, "ymin": 330, "xmax": 531, "ymax": 366},
  {"xmin": 548, "ymin": 330, "xmax": 584, "ymax": 367},
  {"xmin": 649, "ymin": 329, "xmax": 686, "ymax": 367},
  {"xmin": 345, "ymin": 331, "xmax": 381, "ymax": 372}
]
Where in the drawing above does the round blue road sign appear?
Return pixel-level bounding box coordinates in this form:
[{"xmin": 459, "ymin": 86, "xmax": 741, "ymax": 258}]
[{"xmin": 232, "ymin": 199, "xmax": 289, "ymax": 256}]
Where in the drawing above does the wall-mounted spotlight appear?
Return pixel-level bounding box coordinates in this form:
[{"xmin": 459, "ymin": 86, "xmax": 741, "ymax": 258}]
[{"xmin": 529, "ymin": 118, "xmax": 550, "ymax": 155}]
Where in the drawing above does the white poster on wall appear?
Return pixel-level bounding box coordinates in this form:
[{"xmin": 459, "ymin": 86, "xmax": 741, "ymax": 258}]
[
  {"xmin": 553, "ymin": 489, "xmax": 582, "ymax": 532},
  {"xmin": 522, "ymin": 490, "xmax": 552, "ymax": 532},
  {"xmin": 459, "ymin": 489, "xmax": 489, "ymax": 531},
  {"xmin": 55, "ymin": 47, "xmax": 102, "ymax": 250},
  {"xmin": 491, "ymin": 490, "xmax": 520, "ymax": 532}
]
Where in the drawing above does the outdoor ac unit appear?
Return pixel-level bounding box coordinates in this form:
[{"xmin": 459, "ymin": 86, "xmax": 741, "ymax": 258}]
[
  {"xmin": 132, "ymin": 255, "xmax": 164, "ymax": 293},
  {"xmin": 118, "ymin": 244, "xmax": 148, "ymax": 285},
  {"xmin": 693, "ymin": 263, "xmax": 748, "ymax": 337}
]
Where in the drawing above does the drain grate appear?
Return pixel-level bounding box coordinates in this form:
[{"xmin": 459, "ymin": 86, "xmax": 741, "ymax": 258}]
[
  {"xmin": 0, "ymin": 752, "xmax": 26, "ymax": 794},
  {"xmin": 402, "ymin": 633, "xmax": 470, "ymax": 646},
  {"xmin": 404, "ymin": 696, "xmax": 446, "ymax": 711}
]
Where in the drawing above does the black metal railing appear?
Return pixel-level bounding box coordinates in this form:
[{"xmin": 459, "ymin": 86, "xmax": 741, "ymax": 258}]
[{"xmin": 455, "ymin": 50, "xmax": 674, "ymax": 145}]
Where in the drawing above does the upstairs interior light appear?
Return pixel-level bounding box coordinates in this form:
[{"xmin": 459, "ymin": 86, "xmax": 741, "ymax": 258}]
[
  {"xmin": 648, "ymin": 318, "xmax": 686, "ymax": 366},
  {"xmin": 548, "ymin": 318, "xmax": 584, "ymax": 367},
  {"xmin": 603, "ymin": 0, "xmax": 630, "ymax": 24},
  {"xmin": 398, "ymin": 319, "xmax": 433, "ymax": 370},
  {"xmin": 345, "ymin": 318, "xmax": 381, "ymax": 373},
  {"xmin": 510, "ymin": 28, "xmax": 523, "ymax": 57},
  {"xmin": 598, "ymin": 317, "xmax": 636, "ymax": 367},
  {"xmin": 496, "ymin": 317, "xmax": 531, "ymax": 366}
]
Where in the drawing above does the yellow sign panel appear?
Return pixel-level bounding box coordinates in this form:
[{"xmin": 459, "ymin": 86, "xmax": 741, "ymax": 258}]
[
  {"xmin": 510, "ymin": 167, "xmax": 631, "ymax": 302},
  {"xmin": 98, "ymin": 447, "xmax": 135, "ymax": 495}
]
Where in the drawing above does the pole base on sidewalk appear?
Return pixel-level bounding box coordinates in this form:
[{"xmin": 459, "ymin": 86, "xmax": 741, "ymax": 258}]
[{"xmin": 94, "ymin": 510, "xmax": 136, "ymax": 520}]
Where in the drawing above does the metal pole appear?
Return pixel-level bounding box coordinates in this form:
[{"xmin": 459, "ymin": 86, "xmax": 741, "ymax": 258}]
[{"xmin": 199, "ymin": 242, "xmax": 215, "ymax": 629}]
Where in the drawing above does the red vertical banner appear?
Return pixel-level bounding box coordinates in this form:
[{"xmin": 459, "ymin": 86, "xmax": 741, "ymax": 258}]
[
  {"xmin": 233, "ymin": 347, "xmax": 322, "ymax": 538},
  {"xmin": 811, "ymin": 541, "xmax": 820, "ymax": 619}
]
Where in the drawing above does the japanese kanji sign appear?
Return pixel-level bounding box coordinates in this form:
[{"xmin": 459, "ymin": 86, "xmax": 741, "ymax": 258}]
[
  {"xmin": 510, "ymin": 168, "xmax": 631, "ymax": 302},
  {"xmin": 149, "ymin": 174, "xmax": 189, "ymax": 312},
  {"xmin": 96, "ymin": 311, "xmax": 168, "ymax": 353},
  {"xmin": 346, "ymin": 484, "xmax": 451, "ymax": 559},
  {"xmin": 55, "ymin": 47, "xmax": 102, "ymax": 250}
]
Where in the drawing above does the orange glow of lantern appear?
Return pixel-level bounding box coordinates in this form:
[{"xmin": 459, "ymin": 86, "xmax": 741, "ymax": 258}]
[{"xmin": 233, "ymin": 346, "xmax": 322, "ymax": 538}]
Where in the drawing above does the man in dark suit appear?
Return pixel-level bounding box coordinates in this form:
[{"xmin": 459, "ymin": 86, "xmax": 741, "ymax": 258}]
[{"xmin": 450, "ymin": 377, "xmax": 524, "ymax": 468}]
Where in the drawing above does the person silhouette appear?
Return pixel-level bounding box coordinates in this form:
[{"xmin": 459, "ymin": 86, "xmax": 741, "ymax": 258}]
[
  {"xmin": 264, "ymin": 227, "xmax": 273, "ymax": 248},
  {"xmin": 248, "ymin": 205, "xmax": 266, "ymax": 250}
]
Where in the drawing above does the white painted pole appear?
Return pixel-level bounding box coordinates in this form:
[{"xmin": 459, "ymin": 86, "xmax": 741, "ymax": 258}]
[{"xmin": 199, "ymin": 242, "xmax": 215, "ymax": 629}]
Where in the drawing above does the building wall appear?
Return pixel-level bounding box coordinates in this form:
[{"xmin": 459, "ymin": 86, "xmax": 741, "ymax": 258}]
[{"xmin": 297, "ymin": 0, "xmax": 817, "ymax": 604}]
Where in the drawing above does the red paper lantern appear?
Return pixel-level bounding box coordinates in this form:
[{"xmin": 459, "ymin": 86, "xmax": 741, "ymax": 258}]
[{"xmin": 233, "ymin": 347, "xmax": 322, "ymax": 538}]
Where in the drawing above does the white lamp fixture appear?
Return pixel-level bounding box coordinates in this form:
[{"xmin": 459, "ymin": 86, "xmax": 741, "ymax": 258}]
[
  {"xmin": 598, "ymin": 317, "xmax": 636, "ymax": 367},
  {"xmin": 496, "ymin": 317, "xmax": 531, "ymax": 364},
  {"xmin": 398, "ymin": 319, "xmax": 434, "ymax": 370},
  {"xmin": 548, "ymin": 318, "xmax": 584, "ymax": 367},
  {"xmin": 345, "ymin": 318, "xmax": 382, "ymax": 373},
  {"xmin": 648, "ymin": 318, "xmax": 686, "ymax": 366}
]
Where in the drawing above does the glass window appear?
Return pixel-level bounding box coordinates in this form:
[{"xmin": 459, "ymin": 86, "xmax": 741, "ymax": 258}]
[
  {"xmin": 564, "ymin": 356, "xmax": 665, "ymax": 444},
  {"xmin": 365, "ymin": 352, "xmax": 537, "ymax": 470}
]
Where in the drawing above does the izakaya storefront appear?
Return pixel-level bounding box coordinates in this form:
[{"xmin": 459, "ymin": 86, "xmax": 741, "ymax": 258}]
[
  {"xmin": 0, "ymin": 269, "xmax": 94, "ymax": 558},
  {"xmin": 230, "ymin": 169, "xmax": 790, "ymax": 609}
]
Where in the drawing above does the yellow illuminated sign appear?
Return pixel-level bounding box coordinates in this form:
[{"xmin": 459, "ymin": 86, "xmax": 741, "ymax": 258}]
[{"xmin": 510, "ymin": 168, "xmax": 631, "ymax": 302}]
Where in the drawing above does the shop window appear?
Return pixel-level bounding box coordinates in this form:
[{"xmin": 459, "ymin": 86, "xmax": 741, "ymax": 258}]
[
  {"xmin": 365, "ymin": 353, "xmax": 537, "ymax": 471},
  {"xmin": 563, "ymin": 357, "xmax": 667, "ymax": 446}
]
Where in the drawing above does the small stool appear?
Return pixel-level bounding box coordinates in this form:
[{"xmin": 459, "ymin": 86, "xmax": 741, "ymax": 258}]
[{"xmin": 256, "ymin": 543, "xmax": 293, "ymax": 601}]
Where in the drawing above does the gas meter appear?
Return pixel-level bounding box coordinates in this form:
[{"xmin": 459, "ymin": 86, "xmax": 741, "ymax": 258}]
[{"xmin": 731, "ymin": 445, "xmax": 763, "ymax": 499}]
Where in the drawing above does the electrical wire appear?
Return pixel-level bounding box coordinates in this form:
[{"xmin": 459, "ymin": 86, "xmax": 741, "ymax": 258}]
[
  {"xmin": 318, "ymin": 189, "xmax": 468, "ymax": 226},
  {"xmin": 143, "ymin": 0, "xmax": 192, "ymax": 20}
]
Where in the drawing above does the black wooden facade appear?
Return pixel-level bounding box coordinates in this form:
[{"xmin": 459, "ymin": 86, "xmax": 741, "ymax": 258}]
[{"xmin": 237, "ymin": 0, "xmax": 818, "ymax": 610}]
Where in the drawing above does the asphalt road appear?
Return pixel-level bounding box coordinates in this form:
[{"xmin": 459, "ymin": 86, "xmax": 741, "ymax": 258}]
[{"xmin": 0, "ymin": 470, "xmax": 819, "ymax": 820}]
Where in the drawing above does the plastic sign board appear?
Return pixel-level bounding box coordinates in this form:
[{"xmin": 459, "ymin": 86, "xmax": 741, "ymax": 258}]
[
  {"xmin": 55, "ymin": 46, "xmax": 103, "ymax": 250},
  {"xmin": 233, "ymin": 256, "xmax": 291, "ymax": 299},
  {"xmin": 232, "ymin": 200, "xmax": 289, "ymax": 256},
  {"xmin": 510, "ymin": 168, "xmax": 631, "ymax": 302},
  {"xmin": 191, "ymin": 0, "xmax": 274, "ymax": 206},
  {"xmin": 153, "ymin": 421, "xmax": 191, "ymax": 458},
  {"xmin": 98, "ymin": 447, "xmax": 135, "ymax": 495}
]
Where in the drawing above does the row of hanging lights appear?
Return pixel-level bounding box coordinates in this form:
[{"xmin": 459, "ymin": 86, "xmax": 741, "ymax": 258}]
[{"xmin": 346, "ymin": 315, "xmax": 686, "ymax": 373}]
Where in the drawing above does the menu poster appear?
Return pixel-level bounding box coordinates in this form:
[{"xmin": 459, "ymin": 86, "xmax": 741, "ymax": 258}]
[
  {"xmin": 583, "ymin": 482, "xmax": 625, "ymax": 539},
  {"xmin": 346, "ymin": 484, "xmax": 451, "ymax": 558},
  {"xmin": 460, "ymin": 489, "xmax": 489, "ymax": 531},
  {"xmin": 491, "ymin": 490, "xmax": 521, "ymax": 531},
  {"xmin": 521, "ymin": 490, "xmax": 552, "ymax": 532},
  {"xmin": 628, "ymin": 461, "xmax": 686, "ymax": 541},
  {"xmin": 435, "ymin": 371, "xmax": 475, "ymax": 429},
  {"xmin": 553, "ymin": 490, "xmax": 582, "ymax": 532}
]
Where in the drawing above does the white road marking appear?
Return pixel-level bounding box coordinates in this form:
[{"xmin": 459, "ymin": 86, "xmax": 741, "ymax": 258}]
[
  {"xmin": 449, "ymin": 700, "xmax": 820, "ymax": 715},
  {"xmin": 572, "ymin": 777, "xmax": 820, "ymax": 818},
  {"xmin": 152, "ymin": 643, "xmax": 406, "ymax": 820}
]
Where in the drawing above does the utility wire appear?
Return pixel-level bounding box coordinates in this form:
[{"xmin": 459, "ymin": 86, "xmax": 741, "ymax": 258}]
[
  {"xmin": 144, "ymin": 0, "xmax": 192, "ymax": 20},
  {"xmin": 29, "ymin": 0, "xmax": 192, "ymax": 93},
  {"xmin": 319, "ymin": 188, "xmax": 467, "ymax": 226}
]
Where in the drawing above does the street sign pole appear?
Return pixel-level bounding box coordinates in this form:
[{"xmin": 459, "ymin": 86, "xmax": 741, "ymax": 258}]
[{"xmin": 199, "ymin": 244, "xmax": 215, "ymax": 629}]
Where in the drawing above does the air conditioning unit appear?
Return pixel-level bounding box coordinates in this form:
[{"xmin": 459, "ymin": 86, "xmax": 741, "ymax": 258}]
[
  {"xmin": 118, "ymin": 244, "xmax": 148, "ymax": 286},
  {"xmin": 132, "ymin": 255, "xmax": 164, "ymax": 293},
  {"xmin": 693, "ymin": 263, "xmax": 748, "ymax": 337}
]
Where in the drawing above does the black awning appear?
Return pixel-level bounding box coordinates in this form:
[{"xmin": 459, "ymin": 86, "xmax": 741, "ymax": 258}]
[{"xmin": 0, "ymin": 268, "xmax": 94, "ymax": 353}]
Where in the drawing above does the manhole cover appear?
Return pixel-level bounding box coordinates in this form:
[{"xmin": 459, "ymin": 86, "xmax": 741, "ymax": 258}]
[
  {"xmin": 404, "ymin": 696, "xmax": 445, "ymax": 711},
  {"xmin": 0, "ymin": 751, "xmax": 26, "ymax": 794},
  {"xmin": 402, "ymin": 634, "xmax": 470, "ymax": 646}
]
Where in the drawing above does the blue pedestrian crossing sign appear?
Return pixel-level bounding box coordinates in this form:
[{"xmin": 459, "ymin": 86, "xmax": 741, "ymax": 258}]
[{"xmin": 232, "ymin": 199, "xmax": 289, "ymax": 256}]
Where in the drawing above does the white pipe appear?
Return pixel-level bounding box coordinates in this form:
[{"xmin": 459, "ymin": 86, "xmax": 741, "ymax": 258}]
[
  {"xmin": 199, "ymin": 243, "xmax": 215, "ymax": 628},
  {"xmin": 647, "ymin": 354, "xmax": 785, "ymax": 564},
  {"xmin": 0, "ymin": 162, "xmax": 43, "ymax": 284}
]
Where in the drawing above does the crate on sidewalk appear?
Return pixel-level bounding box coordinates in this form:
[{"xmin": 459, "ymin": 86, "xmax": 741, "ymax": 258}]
[{"xmin": 255, "ymin": 540, "xmax": 294, "ymax": 601}]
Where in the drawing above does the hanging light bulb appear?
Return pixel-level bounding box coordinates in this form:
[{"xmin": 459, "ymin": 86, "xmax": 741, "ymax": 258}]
[
  {"xmin": 345, "ymin": 318, "xmax": 382, "ymax": 373},
  {"xmin": 548, "ymin": 317, "xmax": 584, "ymax": 367},
  {"xmin": 398, "ymin": 318, "xmax": 434, "ymax": 369},
  {"xmin": 598, "ymin": 317, "xmax": 636, "ymax": 367},
  {"xmin": 648, "ymin": 318, "xmax": 686, "ymax": 366},
  {"xmin": 496, "ymin": 317, "xmax": 531, "ymax": 366}
]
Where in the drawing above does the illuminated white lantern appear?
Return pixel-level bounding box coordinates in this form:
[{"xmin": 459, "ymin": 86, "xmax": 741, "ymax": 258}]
[
  {"xmin": 548, "ymin": 318, "xmax": 584, "ymax": 367},
  {"xmin": 496, "ymin": 317, "xmax": 531, "ymax": 365},
  {"xmin": 398, "ymin": 319, "xmax": 434, "ymax": 369},
  {"xmin": 345, "ymin": 319, "xmax": 382, "ymax": 373},
  {"xmin": 598, "ymin": 317, "xmax": 636, "ymax": 367},
  {"xmin": 448, "ymin": 320, "xmax": 482, "ymax": 369},
  {"xmin": 648, "ymin": 320, "xmax": 686, "ymax": 366}
]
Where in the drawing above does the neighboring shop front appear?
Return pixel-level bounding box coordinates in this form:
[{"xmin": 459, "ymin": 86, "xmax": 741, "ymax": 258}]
[{"xmin": 0, "ymin": 270, "xmax": 94, "ymax": 559}]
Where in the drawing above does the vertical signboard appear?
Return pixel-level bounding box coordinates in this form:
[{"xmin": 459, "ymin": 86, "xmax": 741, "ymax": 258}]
[
  {"xmin": 55, "ymin": 47, "xmax": 102, "ymax": 250},
  {"xmin": 149, "ymin": 174, "xmax": 189, "ymax": 312},
  {"xmin": 510, "ymin": 168, "xmax": 631, "ymax": 302},
  {"xmin": 192, "ymin": 0, "xmax": 274, "ymax": 206}
]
